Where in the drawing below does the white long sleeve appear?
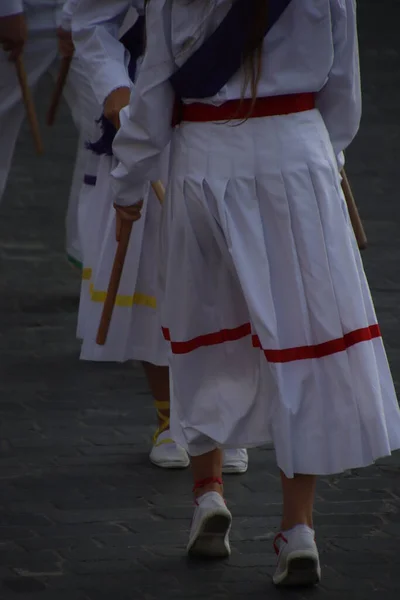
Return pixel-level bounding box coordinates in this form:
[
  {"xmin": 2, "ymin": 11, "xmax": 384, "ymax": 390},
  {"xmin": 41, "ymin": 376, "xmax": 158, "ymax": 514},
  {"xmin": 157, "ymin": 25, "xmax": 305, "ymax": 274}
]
[
  {"xmin": 316, "ymin": 0, "xmax": 361, "ymax": 163},
  {"xmin": 59, "ymin": 0, "xmax": 80, "ymax": 30},
  {"xmin": 0, "ymin": 0, "xmax": 23, "ymax": 16},
  {"xmin": 72, "ymin": 0, "xmax": 140, "ymax": 106},
  {"xmin": 112, "ymin": 0, "xmax": 174, "ymax": 205}
]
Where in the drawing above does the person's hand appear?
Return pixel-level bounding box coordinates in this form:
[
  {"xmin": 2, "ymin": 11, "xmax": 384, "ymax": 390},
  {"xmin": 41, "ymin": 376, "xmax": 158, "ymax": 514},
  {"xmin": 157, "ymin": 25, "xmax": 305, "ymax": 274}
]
[
  {"xmin": 114, "ymin": 200, "xmax": 144, "ymax": 241},
  {"xmin": 0, "ymin": 13, "xmax": 27, "ymax": 61},
  {"xmin": 104, "ymin": 87, "xmax": 130, "ymax": 130},
  {"xmin": 57, "ymin": 27, "xmax": 74, "ymax": 58}
]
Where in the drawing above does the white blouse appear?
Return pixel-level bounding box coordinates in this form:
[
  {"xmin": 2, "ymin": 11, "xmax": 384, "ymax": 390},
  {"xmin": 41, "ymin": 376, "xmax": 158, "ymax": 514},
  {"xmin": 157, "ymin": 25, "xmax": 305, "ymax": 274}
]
[
  {"xmin": 0, "ymin": 0, "xmax": 64, "ymax": 17},
  {"xmin": 111, "ymin": 0, "xmax": 361, "ymax": 204},
  {"xmin": 59, "ymin": 0, "xmax": 80, "ymax": 30},
  {"xmin": 71, "ymin": 0, "xmax": 144, "ymax": 106},
  {"xmin": 0, "ymin": 0, "xmax": 24, "ymax": 15}
]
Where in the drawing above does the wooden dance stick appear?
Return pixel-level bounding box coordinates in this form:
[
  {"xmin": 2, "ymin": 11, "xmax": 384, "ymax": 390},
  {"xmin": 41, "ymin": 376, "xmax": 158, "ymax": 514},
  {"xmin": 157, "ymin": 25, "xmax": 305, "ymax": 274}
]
[
  {"xmin": 47, "ymin": 56, "xmax": 72, "ymax": 126},
  {"xmin": 15, "ymin": 56, "xmax": 44, "ymax": 155},
  {"xmin": 96, "ymin": 180, "xmax": 165, "ymax": 346},
  {"xmin": 341, "ymin": 169, "xmax": 367, "ymax": 250},
  {"xmin": 151, "ymin": 180, "xmax": 165, "ymax": 205},
  {"xmin": 96, "ymin": 218, "xmax": 134, "ymax": 346}
]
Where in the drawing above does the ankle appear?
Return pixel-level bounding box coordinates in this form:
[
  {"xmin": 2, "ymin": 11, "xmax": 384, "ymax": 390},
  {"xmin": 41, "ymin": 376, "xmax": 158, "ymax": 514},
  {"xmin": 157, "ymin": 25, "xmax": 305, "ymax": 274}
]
[
  {"xmin": 157, "ymin": 411, "xmax": 169, "ymax": 430},
  {"xmin": 193, "ymin": 477, "xmax": 223, "ymax": 499},
  {"xmin": 195, "ymin": 483, "xmax": 223, "ymax": 499},
  {"xmin": 154, "ymin": 400, "xmax": 170, "ymax": 436},
  {"xmin": 281, "ymin": 523, "xmax": 314, "ymax": 536},
  {"xmin": 281, "ymin": 518, "xmax": 313, "ymax": 531}
]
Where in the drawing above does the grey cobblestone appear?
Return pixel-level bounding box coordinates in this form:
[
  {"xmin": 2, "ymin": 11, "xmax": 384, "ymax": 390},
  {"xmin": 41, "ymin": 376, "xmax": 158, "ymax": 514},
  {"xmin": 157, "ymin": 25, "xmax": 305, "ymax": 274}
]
[{"xmin": 1, "ymin": 1, "xmax": 400, "ymax": 598}]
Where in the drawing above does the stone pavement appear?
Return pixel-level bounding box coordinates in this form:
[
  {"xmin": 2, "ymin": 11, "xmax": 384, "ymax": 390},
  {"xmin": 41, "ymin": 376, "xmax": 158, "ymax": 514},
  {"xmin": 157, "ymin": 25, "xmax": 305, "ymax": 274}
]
[{"xmin": 1, "ymin": 2, "xmax": 400, "ymax": 598}]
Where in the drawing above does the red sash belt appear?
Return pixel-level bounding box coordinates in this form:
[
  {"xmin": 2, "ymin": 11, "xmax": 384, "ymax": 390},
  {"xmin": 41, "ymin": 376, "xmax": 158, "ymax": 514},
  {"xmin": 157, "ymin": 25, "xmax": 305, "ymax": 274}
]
[{"xmin": 172, "ymin": 92, "xmax": 315, "ymax": 127}]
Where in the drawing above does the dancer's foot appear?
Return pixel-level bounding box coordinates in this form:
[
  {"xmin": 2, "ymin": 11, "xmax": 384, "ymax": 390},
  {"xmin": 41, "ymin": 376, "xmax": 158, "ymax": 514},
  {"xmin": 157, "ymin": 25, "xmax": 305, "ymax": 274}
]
[
  {"xmin": 187, "ymin": 491, "xmax": 232, "ymax": 558},
  {"xmin": 273, "ymin": 525, "xmax": 321, "ymax": 587},
  {"xmin": 150, "ymin": 429, "xmax": 190, "ymax": 469},
  {"xmin": 222, "ymin": 448, "xmax": 248, "ymax": 474}
]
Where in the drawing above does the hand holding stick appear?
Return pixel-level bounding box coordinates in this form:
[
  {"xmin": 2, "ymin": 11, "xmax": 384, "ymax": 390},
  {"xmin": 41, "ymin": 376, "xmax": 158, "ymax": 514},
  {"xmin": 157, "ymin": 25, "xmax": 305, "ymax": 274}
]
[{"xmin": 96, "ymin": 181, "xmax": 165, "ymax": 346}]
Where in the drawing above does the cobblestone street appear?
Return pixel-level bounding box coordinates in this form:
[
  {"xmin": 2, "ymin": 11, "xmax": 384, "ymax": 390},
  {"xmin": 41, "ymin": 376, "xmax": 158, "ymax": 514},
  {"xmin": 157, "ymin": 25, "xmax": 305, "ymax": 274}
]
[{"xmin": 1, "ymin": 2, "xmax": 400, "ymax": 598}]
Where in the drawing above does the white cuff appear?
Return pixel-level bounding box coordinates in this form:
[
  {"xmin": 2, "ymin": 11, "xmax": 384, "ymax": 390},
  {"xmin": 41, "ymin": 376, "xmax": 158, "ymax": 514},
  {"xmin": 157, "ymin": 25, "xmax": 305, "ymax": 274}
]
[
  {"xmin": 0, "ymin": 0, "xmax": 23, "ymax": 17},
  {"xmin": 111, "ymin": 170, "xmax": 148, "ymax": 208},
  {"xmin": 337, "ymin": 151, "xmax": 345, "ymax": 172},
  {"xmin": 95, "ymin": 66, "xmax": 132, "ymax": 107},
  {"xmin": 58, "ymin": 14, "xmax": 72, "ymax": 31}
]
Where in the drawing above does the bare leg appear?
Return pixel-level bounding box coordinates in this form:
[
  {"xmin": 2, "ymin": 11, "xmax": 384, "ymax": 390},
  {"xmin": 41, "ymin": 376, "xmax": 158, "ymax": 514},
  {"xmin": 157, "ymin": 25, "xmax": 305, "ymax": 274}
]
[
  {"xmin": 141, "ymin": 361, "xmax": 170, "ymax": 430},
  {"xmin": 142, "ymin": 362, "xmax": 189, "ymax": 468},
  {"xmin": 280, "ymin": 471, "xmax": 316, "ymax": 531},
  {"xmin": 273, "ymin": 472, "xmax": 320, "ymax": 586},
  {"xmin": 191, "ymin": 449, "xmax": 224, "ymax": 498},
  {"xmin": 187, "ymin": 448, "xmax": 231, "ymax": 558}
]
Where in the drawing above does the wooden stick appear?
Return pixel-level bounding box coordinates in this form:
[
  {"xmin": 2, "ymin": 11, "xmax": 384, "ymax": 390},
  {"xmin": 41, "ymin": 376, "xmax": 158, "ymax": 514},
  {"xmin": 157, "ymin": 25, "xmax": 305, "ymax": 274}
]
[
  {"xmin": 96, "ymin": 219, "xmax": 133, "ymax": 346},
  {"xmin": 15, "ymin": 56, "xmax": 43, "ymax": 155},
  {"xmin": 47, "ymin": 56, "xmax": 72, "ymax": 126},
  {"xmin": 96, "ymin": 180, "xmax": 165, "ymax": 346},
  {"xmin": 151, "ymin": 180, "xmax": 165, "ymax": 205},
  {"xmin": 341, "ymin": 169, "xmax": 367, "ymax": 250}
]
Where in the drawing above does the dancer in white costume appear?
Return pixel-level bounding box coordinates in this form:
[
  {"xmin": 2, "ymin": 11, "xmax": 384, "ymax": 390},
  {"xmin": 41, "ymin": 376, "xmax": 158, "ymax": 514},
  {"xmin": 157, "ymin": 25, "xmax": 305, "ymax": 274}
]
[
  {"xmin": 0, "ymin": 0, "xmax": 100, "ymax": 267},
  {"xmin": 112, "ymin": 0, "xmax": 400, "ymax": 586},
  {"xmin": 71, "ymin": 0, "xmax": 249, "ymax": 473}
]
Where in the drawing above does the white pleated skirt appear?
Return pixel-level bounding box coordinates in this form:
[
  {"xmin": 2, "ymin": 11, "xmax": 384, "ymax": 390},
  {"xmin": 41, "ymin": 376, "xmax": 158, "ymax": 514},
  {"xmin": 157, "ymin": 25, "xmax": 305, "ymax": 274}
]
[
  {"xmin": 77, "ymin": 153, "xmax": 111, "ymax": 341},
  {"xmin": 78, "ymin": 154, "xmax": 168, "ymax": 366},
  {"xmin": 160, "ymin": 109, "xmax": 400, "ymax": 477}
]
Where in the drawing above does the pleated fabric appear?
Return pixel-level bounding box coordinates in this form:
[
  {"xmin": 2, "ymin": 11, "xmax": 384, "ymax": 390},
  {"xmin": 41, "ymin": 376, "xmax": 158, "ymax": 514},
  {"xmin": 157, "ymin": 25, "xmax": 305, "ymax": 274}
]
[
  {"xmin": 160, "ymin": 109, "xmax": 400, "ymax": 477},
  {"xmin": 78, "ymin": 154, "xmax": 168, "ymax": 366}
]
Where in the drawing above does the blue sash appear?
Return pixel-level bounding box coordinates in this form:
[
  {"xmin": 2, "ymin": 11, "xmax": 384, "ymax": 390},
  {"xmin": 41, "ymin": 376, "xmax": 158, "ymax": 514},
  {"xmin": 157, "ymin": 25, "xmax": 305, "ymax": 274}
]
[{"xmin": 170, "ymin": 0, "xmax": 293, "ymax": 99}]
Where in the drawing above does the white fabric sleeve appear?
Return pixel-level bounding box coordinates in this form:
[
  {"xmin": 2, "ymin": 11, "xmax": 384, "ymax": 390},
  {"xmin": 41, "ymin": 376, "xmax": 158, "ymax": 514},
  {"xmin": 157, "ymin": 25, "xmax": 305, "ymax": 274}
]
[
  {"xmin": 59, "ymin": 0, "xmax": 81, "ymax": 31},
  {"xmin": 71, "ymin": 0, "xmax": 133, "ymax": 106},
  {"xmin": 0, "ymin": 0, "xmax": 23, "ymax": 17},
  {"xmin": 111, "ymin": 0, "xmax": 175, "ymax": 206},
  {"xmin": 316, "ymin": 0, "xmax": 361, "ymax": 168},
  {"xmin": 337, "ymin": 151, "xmax": 345, "ymax": 172}
]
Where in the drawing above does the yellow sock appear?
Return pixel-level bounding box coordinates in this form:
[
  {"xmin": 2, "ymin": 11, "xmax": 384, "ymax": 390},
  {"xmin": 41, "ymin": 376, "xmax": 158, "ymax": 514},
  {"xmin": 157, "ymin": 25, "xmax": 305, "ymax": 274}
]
[{"xmin": 153, "ymin": 400, "xmax": 173, "ymax": 446}]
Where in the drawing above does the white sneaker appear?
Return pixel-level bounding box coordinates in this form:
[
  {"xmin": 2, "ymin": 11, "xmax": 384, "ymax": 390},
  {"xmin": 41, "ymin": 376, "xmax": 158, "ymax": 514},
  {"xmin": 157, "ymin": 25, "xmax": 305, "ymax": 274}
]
[
  {"xmin": 149, "ymin": 429, "xmax": 190, "ymax": 469},
  {"xmin": 187, "ymin": 492, "xmax": 232, "ymax": 558},
  {"xmin": 222, "ymin": 449, "xmax": 248, "ymax": 474},
  {"xmin": 273, "ymin": 525, "xmax": 321, "ymax": 587}
]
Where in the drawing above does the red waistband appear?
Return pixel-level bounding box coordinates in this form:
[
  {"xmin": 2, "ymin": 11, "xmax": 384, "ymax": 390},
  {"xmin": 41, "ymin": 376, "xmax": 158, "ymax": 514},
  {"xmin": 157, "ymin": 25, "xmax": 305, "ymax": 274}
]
[{"xmin": 172, "ymin": 93, "xmax": 315, "ymax": 127}]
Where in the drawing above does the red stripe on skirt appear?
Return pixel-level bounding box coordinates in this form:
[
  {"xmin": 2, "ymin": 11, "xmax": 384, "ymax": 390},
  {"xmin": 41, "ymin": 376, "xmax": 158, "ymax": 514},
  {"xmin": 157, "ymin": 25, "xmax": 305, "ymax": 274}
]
[
  {"xmin": 162, "ymin": 324, "xmax": 382, "ymax": 362},
  {"xmin": 162, "ymin": 323, "xmax": 251, "ymax": 352},
  {"xmin": 253, "ymin": 324, "xmax": 381, "ymax": 362}
]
